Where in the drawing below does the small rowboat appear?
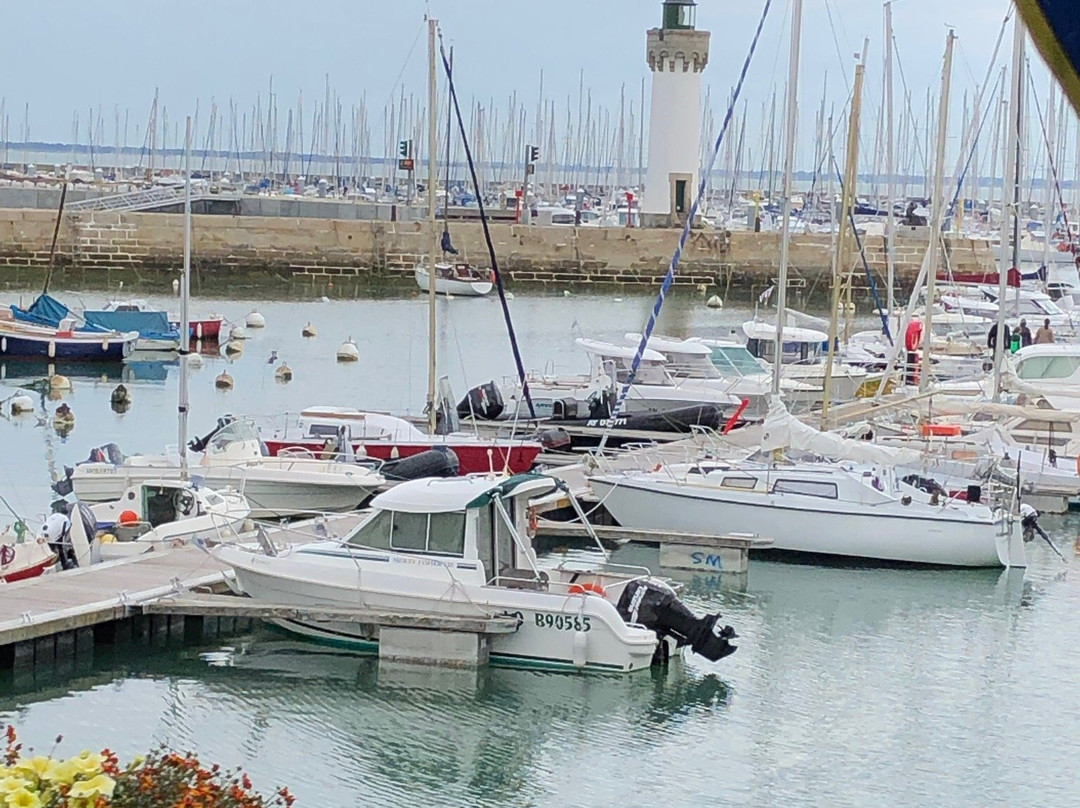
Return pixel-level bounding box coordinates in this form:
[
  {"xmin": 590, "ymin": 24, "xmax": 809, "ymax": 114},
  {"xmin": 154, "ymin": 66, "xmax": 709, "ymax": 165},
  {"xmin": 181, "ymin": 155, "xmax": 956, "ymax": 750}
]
[
  {"xmin": 0, "ymin": 540, "xmax": 58, "ymax": 583},
  {"xmin": 414, "ymin": 263, "xmax": 493, "ymax": 297},
  {"xmin": 0, "ymin": 316, "xmax": 137, "ymax": 361}
]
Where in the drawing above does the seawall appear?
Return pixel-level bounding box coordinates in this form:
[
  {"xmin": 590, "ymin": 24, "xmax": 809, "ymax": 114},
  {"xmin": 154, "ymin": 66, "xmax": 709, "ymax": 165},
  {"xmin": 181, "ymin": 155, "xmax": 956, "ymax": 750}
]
[{"xmin": 0, "ymin": 208, "xmax": 996, "ymax": 300}]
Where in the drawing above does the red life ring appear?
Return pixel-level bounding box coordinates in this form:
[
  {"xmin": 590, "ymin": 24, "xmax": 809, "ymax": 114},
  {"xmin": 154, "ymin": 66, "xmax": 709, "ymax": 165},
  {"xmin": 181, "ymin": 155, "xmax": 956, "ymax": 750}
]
[
  {"xmin": 905, "ymin": 319, "xmax": 924, "ymax": 352},
  {"xmin": 569, "ymin": 582, "xmax": 607, "ymax": 597},
  {"xmin": 1058, "ymin": 242, "xmax": 1071, "ymax": 252}
]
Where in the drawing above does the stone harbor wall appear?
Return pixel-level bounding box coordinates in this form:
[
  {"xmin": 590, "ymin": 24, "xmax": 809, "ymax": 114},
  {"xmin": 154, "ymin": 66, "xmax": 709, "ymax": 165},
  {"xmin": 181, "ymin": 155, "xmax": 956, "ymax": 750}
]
[{"xmin": 0, "ymin": 208, "xmax": 997, "ymax": 300}]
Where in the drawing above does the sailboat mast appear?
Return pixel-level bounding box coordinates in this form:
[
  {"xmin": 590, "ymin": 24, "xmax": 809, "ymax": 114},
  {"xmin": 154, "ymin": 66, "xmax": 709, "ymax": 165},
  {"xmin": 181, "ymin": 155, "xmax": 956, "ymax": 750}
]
[
  {"xmin": 919, "ymin": 31, "xmax": 956, "ymax": 394},
  {"xmin": 179, "ymin": 116, "xmax": 192, "ymax": 480},
  {"xmin": 773, "ymin": 0, "xmax": 803, "ymax": 397},
  {"xmin": 821, "ymin": 44, "xmax": 867, "ymax": 427},
  {"xmin": 426, "ymin": 16, "xmax": 438, "ymax": 435},
  {"xmin": 994, "ymin": 16, "xmax": 1024, "ymax": 403},
  {"xmin": 884, "ymin": 1, "xmax": 896, "ymax": 317}
]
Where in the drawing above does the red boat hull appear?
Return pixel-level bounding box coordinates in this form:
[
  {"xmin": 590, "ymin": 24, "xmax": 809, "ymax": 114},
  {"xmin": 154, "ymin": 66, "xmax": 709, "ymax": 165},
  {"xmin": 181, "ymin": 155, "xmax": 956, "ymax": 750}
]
[
  {"xmin": 1, "ymin": 553, "xmax": 58, "ymax": 583},
  {"xmin": 263, "ymin": 439, "xmax": 541, "ymax": 476}
]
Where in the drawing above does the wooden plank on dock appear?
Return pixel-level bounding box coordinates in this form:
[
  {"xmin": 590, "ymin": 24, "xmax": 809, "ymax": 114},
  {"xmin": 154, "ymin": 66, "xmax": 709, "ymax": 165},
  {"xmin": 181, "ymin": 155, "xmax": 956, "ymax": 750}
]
[{"xmin": 143, "ymin": 593, "xmax": 521, "ymax": 634}]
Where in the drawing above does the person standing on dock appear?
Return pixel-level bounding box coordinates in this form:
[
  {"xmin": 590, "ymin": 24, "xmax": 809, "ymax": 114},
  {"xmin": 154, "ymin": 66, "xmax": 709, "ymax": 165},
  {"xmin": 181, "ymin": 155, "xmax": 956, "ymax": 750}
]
[
  {"xmin": 1035, "ymin": 318, "xmax": 1055, "ymax": 344},
  {"xmin": 1018, "ymin": 319, "xmax": 1033, "ymax": 347},
  {"xmin": 987, "ymin": 321, "xmax": 1011, "ymax": 352}
]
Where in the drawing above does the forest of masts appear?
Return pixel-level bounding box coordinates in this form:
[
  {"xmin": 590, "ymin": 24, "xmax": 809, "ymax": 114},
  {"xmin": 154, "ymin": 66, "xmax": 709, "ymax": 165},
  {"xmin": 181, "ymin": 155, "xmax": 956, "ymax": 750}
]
[{"xmin": 0, "ymin": 43, "xmax": 1076, "ymax": 215}]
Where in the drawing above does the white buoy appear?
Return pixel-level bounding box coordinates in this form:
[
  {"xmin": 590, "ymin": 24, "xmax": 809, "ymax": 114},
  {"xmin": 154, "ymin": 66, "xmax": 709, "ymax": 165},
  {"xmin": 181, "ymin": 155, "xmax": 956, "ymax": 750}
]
[
  {"xmin": 245, "ymin": 309, "xmax": 266, "ymax": 328},
  {"xmin": 563, "ymin": 290, "xmax": 572, "ymax": 297},
  {"xmin": 187, "ymin": 352, "xmax": 204, "ymax": 369},
  {"xmin": 302, "ymin": 322, "xmax": 317, "ymax": 338},
  {"xmin": 506, "ymin": 291, "xmax": 515, "ymax": 300},
  {"xmin": 706, "ymin": 295, "xmax": 724, "ymax": 309},
  {"xmin": 9, "ymin": 394, "xmax": 34, "ymax": 414},
  {"xmin": 172, "ymin": 278, "xmax": 180, "ymax": 295},
  {"xmin": 223, "ymin": 340, "xmax": 244, "ymax": 357},
  {"xmin": 229, "ymin": 324, "xmax": 248, "ymax": 340},
  {"xmin": 215, "ymin": 371, "xmax": 234, "ymax": 390},
  {"xmin": 275, "ymin": 362, "xmax": 293, "ymax": 382},
  {"xmin": 337, "ymin": 338, "xmax": 360, "ymax": 362},
  {"xmin": 50, "ymin": 374, "xmax": 71, "ymax": 390}
]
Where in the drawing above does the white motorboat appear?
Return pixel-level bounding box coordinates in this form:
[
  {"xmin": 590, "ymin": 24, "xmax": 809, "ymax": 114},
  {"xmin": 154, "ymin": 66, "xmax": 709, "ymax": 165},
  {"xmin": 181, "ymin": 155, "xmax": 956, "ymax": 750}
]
[
  {"xmin": 489, "ymin": 338, "xmax": 743, "ymax": 421},
  {"xmin": 64, "ymin": 418, "xmax": 385, "ymax": 519},
  {"xmin": 63, "ymin": 478, "xmax": 251, "ymax": 563},
  {"xmin": 214, "ymin": 474, "xmax": 738, "ymax": 673},
  {"xmin": 414, "ymin": 262, "xmax": 493, "ymax": 297},
  {"xmin": 0, "ymin": 535, "xmax": 57, "ymax": 582}
]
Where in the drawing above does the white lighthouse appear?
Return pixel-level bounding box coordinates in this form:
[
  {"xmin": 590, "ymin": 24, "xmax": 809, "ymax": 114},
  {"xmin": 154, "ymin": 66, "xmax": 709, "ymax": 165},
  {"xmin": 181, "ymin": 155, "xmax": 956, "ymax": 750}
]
[{"xmin": 642, "ymin": 0, "xmax": 710, "ymax": 228}]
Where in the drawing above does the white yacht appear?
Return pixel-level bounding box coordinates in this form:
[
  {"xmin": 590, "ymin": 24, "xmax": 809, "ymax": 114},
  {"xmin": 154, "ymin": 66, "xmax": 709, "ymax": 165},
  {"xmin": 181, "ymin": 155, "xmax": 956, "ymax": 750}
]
[
  {"xmin": 64, "ymin": 418, "xmax": 385, "ymax": 519},
  {"xmin": 215, "ymin": 474, "xmax": 738, "ymax": 673}
]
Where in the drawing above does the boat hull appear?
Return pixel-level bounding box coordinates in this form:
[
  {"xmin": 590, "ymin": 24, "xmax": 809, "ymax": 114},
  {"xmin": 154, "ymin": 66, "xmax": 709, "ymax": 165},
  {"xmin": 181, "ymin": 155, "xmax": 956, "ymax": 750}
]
[
  {"xmin": 0, "ymin": 328, "xmax": 134, "ymax": 360},
  {"xmin": 218, "ymin": 545, "xmax": 659, "ymax": 673},
  {"xmin": 590, "ymin": 475, "xmax": 1013, "ymax": 567},
  {"xmin": 262, "ymin": 438, "xmax": 540, "ymax": 476},
  {"xmin": 414, "ymin": 266, "xmax": 493, "ymax": 297},
  {"xmin": 0, "ymin": 543, "xmax": 58, "ymax": 582},
  {"xmin": 71, "ymin": 463, "xmax": 379, "ymax": 519}
]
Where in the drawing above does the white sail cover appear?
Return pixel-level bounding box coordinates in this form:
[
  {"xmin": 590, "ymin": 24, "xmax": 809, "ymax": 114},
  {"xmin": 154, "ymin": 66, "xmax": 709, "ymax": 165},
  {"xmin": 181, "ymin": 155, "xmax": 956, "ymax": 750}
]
[{"xmin": 760, "ymin": 400, "xmax": 925, "ymax": 466}]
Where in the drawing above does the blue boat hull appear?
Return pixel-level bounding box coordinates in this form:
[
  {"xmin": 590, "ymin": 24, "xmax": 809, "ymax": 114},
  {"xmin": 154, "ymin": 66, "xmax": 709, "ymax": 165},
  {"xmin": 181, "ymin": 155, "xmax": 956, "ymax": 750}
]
[{"xmin": 0, "ymin": 330, "xmax": 133, "ymax": 361}]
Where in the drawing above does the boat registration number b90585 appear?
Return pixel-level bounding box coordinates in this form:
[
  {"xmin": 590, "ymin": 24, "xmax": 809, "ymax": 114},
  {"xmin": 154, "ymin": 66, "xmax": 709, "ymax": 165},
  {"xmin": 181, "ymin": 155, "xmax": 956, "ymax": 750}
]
[{"xmin": 534, "ymin": 613, "xmax": 591, "ymax": 632}]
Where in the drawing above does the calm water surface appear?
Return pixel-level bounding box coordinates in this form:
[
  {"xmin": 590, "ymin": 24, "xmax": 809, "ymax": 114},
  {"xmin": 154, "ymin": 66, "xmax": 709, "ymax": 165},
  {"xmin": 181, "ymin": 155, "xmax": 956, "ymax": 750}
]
[{"xmin": 1, "ymin": 290, "xmax": 1074, "ymax": 807}]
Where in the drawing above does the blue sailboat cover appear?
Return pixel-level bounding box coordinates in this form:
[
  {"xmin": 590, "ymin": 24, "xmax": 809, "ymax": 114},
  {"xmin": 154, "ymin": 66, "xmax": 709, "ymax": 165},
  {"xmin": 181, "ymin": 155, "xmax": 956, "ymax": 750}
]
[
  {"xmin": 1019, "ymin": 1, "xmax": 1080, "ymax": 115},
  {"xmin": 10, "ymin": 294, "xmax": 74, "ymax": 327},
  {"xmin": 11, "ymin": 294, "xmax": 177, "ymax": 340}
]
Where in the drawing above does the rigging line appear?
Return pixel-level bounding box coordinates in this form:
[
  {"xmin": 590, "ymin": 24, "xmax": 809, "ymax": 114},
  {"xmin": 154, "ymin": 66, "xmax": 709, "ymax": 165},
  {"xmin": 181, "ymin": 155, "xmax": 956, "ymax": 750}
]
[
  {"xmin": 891, "ymin": 35, "xmax": 930, "ymax": 182},
  {"xmin": 600, "ymin": 0, "xmax": 775, "ymax": 451},
  {"xmin": 437, "ymin": 32, "xmax": 536, "ymax": 419},
  {"xmin": 1026, "ymin": 70, "xmax": 1077, "ymax": 254},
  {"xmin": 823, "ymin": 0, "xmax": 853, "ymax": 95}
]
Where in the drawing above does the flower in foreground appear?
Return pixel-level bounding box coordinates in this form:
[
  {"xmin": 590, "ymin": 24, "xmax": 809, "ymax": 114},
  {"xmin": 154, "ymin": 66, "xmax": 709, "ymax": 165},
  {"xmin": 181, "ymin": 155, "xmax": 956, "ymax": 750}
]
[
  {"xmin": 0, "ymin": 777, "xmax": 30, "ymax": 794},
  {"xmin": 3, "ymin": 788, "xmax": 41, "ymax": 808},
  {"xmin": 67, "ymin": 773, "xmax": 115, "ymax": 799},
  {"xmin": 13, "ymin": 757, "xmax": 51, "ymax": 780}
]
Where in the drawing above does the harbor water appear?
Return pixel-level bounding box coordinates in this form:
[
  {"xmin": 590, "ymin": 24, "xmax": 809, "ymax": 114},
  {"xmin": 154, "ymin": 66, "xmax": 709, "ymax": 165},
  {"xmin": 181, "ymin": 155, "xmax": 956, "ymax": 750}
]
[{"xmin": 1, "ymin": 290, "xmax": 1078, "ymax": 806}]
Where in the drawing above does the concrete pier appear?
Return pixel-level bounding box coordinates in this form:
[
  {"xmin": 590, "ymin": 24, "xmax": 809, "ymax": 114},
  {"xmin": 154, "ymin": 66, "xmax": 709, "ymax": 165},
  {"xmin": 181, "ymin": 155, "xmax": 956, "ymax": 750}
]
[{"xmin": 0, "ymin": 208, "xmax": 997, "ymax": 295}]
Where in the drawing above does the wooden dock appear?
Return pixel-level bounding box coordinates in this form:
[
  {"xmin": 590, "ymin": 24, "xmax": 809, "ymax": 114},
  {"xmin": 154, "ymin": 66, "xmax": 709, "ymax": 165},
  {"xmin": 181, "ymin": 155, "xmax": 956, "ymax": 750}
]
[{"xmin": 0, "ymin": 514, "xmax": 362, "ymax": 676}]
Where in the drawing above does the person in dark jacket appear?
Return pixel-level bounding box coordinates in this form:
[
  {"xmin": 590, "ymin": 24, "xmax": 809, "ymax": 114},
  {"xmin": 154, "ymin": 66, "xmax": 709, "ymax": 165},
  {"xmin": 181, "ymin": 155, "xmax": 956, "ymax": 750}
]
[
  {"xmin": 987, "ymin": 321, "xmax": 1010, "ymax": 351},
  {"xmin": 1018, "ymin": 319, "xmax": 1033, "ymax": 347}
]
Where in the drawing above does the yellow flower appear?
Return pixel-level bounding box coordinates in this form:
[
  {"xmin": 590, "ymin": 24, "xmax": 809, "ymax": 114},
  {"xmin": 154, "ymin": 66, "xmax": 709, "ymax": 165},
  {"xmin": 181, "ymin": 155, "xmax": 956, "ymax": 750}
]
[
  {"xmin": 4, "ymin": 788, "xmax": 41, "ymax": 808},
  {"xmin": 43, "ymin": 759, "xmax": 79, "ymax": 785},
  {"xmin": 71, "ymin": 754, "xmax": 102, "ymax": 776},
  {"xmin": 0, "ymin": 777, "xmax": 30, "ymax": 795},
  {"xmin": 66, "ymin": 774, "xmax": 115, "ymax": 800},
  {"xmin": 12, "ymin": 757, "xmax": 50, "ymax": 780}
]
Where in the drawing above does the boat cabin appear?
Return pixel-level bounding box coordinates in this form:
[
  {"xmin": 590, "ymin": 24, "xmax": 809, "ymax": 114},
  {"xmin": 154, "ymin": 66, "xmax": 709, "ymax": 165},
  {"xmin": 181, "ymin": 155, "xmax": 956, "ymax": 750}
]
[
  {"xmin": 1013, "ymin": 344, "xmax": 1080, "ymax": 387},
  {"xmin": 741, "ymin": 321, "xmax": 829, "ymax": 364},
  {"xmin": 340, "ymin": 474, "xmax": 557, "ymax": 584},
  {"xmin": 576, "ymin": 338, "xmax": 674, "ymax": 387},
  {"xmin": 624, "ymin": 334, "xmax": 723, "ymax": 380}
]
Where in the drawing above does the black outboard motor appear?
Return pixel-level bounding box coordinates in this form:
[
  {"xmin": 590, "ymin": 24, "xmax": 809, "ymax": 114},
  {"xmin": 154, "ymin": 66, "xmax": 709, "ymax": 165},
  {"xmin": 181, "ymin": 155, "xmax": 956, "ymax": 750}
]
[
  {"xmin": 381, "ymin": 447, "xmax": 460, "ymax": 482},
  {"xmin": 617, "ymin": 579, "xmax": 737, "ymax": 664},
  {"xmin": 457, "ymin": 381, "xmax": 504, "ymax": 421},
  {"xmin": 188, "ymin": 415, "xmax": 236, "ymax": 453}
]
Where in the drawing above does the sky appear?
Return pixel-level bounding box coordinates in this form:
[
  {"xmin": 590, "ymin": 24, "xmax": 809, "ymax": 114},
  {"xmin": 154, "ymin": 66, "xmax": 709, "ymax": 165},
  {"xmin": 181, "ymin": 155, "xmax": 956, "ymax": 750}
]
[{"xmin": 0, "ymin": 0, "xmax": 1061, "ymax": 175}]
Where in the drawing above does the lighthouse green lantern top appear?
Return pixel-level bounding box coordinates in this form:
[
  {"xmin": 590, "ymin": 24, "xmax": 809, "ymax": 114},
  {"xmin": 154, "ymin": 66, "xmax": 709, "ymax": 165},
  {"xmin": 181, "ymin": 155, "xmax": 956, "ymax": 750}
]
[{"xmin": 662, "ymin": 0, "xmax": 696, "ymax": 30}]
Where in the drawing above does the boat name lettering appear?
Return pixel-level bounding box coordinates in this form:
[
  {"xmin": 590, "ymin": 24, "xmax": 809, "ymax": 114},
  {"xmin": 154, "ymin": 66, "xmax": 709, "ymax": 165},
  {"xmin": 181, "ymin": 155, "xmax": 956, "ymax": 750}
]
[
  {"xmin": 390, "ymin": 556, "xmax": 448, "ymax": 568},
  {"xmin": 533, "ymin": 612, "xmax": 591, "ymax": 632}
]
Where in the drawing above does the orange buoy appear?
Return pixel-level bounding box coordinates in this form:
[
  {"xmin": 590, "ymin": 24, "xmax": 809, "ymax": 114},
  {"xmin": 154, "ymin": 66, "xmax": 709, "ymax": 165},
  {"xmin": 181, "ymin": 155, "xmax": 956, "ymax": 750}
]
[
  {"xmin": 568, "ymin": 582, "xmax": 607, "ymax": 597},
  {"xmin": 118, "ymin": 510, "xmax": 140, "ymax": 525}
]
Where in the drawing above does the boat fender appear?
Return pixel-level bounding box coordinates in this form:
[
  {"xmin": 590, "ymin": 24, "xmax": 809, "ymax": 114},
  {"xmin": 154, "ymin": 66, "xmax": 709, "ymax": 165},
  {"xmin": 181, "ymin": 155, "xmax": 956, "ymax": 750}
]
[
  {"xmin": 526, "ymin": 512, "xmax": 538, "ymax": 539},
  {"xmin": 572, "ymin": 630, "xmax": 588, "ymax": 669},
  {"xmin": 99, "ymin": 533, "xmax": 116, "ymax": 544},
  {"xmin": 1075, "ymin": 453, "xmax": 1080, "ymax": 478}
]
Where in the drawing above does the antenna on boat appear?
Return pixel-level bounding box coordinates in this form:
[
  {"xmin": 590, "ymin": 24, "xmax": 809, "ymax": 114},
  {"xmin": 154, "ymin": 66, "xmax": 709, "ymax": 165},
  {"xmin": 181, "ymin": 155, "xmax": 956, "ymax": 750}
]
[{"xmin": 178, "ymin": 116, "xmax": 192, "ymax": 482}]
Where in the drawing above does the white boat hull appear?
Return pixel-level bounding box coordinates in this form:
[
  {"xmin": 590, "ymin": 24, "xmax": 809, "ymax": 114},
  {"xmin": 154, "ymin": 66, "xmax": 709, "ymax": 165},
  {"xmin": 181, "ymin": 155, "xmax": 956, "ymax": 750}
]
[
  {"xmin": 217, "ymin": 544, "xmax": 660, "ymax": 673},
  {"xmin": 590, "ymin": 475, "xmax": 1017, "ymax": 567},
  {"xmin": 414, "ymin": 266, "xmax": 493, "ymax": 297},
  {"xmin": 72, "ymin": 463, "xmax": 378, "ymax": 519}
]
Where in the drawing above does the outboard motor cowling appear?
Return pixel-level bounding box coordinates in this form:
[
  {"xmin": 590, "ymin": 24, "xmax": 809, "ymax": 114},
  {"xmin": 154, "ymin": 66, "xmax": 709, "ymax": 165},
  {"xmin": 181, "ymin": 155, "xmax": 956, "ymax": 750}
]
[
  {"xmin": 617, "ymin": 578, "xmax": 737, "ymax": 663},
  {"xmin": 457, "ymin": 381, "xmax": 504, "ymax": 421}
]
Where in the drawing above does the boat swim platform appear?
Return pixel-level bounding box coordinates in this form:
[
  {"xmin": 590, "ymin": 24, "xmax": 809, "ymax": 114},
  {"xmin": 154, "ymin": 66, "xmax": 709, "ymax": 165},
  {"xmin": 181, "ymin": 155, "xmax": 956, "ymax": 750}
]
[
  {"xmin": 535, "ymin": 519, "xmax": 771, "ymax": 575},
  {"xmin": 0, "ymin": 514, "xmax": 363, "ymax": 680},
  {"xmin": 144, "ymin": 593, "xmax": 521, "ymax": 668}
]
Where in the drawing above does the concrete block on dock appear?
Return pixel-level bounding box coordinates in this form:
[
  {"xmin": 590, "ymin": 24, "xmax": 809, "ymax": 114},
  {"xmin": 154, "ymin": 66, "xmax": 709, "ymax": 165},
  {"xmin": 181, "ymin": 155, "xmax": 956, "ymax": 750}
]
[{"xmin": 378, "ymin": 627, "xmax": 490, "ymax": 668}]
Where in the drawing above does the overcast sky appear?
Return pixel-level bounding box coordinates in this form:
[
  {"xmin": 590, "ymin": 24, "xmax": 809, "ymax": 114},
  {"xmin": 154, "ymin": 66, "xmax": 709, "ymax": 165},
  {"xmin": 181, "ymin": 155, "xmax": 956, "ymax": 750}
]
[{"xmin": 0, "ymin": 0, "xmax": 1059, "ymax": 172}]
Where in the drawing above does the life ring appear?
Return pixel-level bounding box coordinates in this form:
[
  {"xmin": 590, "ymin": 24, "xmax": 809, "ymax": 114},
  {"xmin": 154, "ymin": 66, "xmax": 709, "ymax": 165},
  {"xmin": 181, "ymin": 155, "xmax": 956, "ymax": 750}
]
[
  {"xmin": 569, "ymin": 582, "xmax": 607, "ymax": 597},
  {"xmin": 1058, "ymin": 241, "xmax": 1071, "ymax": 252},
  {"xmin": 1075, "ymin": 453, "xmax": 1080, "ymax": 477}
]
